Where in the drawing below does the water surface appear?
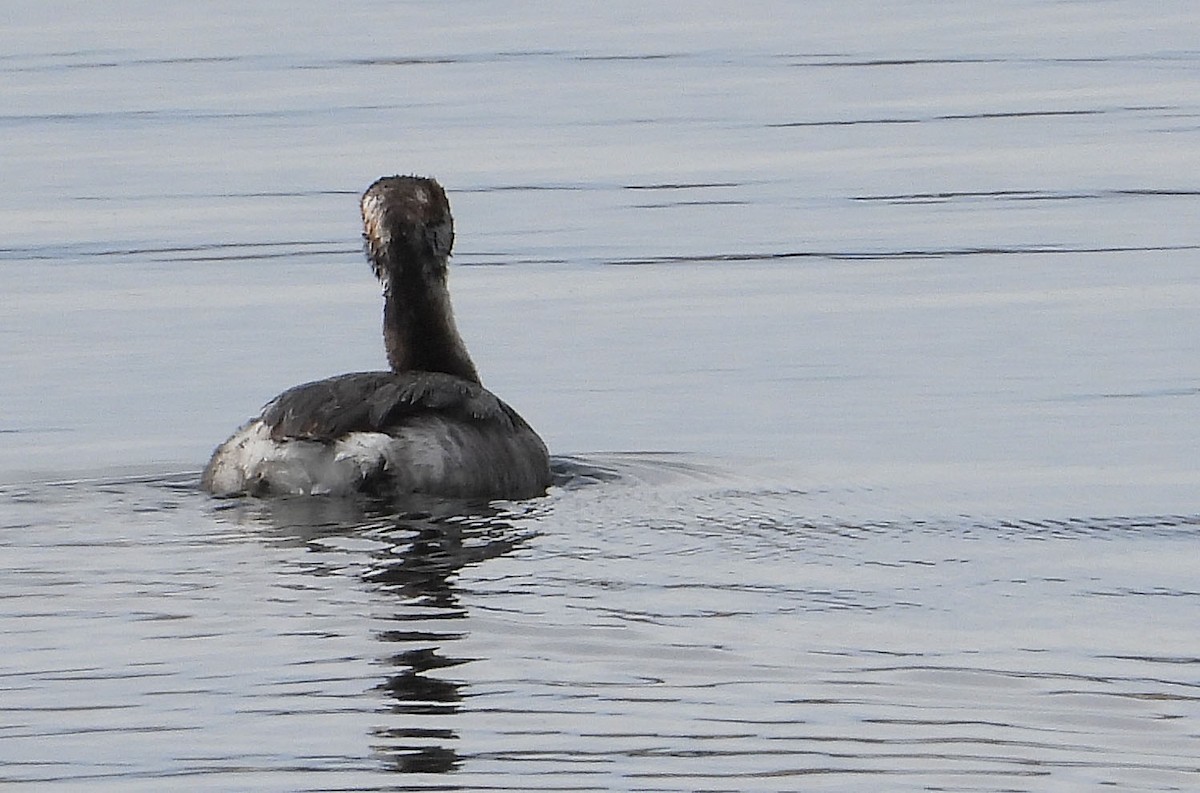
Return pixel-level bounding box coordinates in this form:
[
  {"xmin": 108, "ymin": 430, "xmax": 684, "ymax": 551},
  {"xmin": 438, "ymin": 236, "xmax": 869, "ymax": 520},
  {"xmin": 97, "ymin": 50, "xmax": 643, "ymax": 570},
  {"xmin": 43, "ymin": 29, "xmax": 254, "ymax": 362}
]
[{"xmin": 3, "ymin": 2, "xmax": 1199, "ymax": 790}]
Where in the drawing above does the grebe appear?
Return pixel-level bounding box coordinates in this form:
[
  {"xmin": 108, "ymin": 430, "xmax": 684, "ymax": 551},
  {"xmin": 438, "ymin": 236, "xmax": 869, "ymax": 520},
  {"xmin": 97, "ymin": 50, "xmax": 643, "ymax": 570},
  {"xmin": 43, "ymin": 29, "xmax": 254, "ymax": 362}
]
[{"xmin": 201, "ymin": 175, "xmax": 552, "ymax": 500}]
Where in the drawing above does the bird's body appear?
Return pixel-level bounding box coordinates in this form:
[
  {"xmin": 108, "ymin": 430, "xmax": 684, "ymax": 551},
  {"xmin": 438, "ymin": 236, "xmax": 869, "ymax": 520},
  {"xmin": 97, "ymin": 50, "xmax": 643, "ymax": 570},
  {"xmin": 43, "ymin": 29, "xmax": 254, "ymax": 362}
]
[{"xmin": 202, "ymin": 176, "xmax": 551, "ymax": 501}]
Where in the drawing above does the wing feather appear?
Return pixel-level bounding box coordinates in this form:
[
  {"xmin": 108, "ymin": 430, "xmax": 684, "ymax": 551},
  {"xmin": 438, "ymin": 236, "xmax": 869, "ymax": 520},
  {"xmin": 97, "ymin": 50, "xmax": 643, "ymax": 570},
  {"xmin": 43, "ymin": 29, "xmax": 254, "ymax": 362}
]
[{"xmin": 262, "ymin": 371, "xmax": 517, "ymax": 441}]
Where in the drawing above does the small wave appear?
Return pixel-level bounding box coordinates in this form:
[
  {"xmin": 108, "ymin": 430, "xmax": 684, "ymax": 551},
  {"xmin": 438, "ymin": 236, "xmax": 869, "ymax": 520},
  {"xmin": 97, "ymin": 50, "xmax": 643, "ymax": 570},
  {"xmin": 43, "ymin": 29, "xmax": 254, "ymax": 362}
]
[{"xmin": 552, "ymin": 452, "xmax": 736, "ymax": 490}]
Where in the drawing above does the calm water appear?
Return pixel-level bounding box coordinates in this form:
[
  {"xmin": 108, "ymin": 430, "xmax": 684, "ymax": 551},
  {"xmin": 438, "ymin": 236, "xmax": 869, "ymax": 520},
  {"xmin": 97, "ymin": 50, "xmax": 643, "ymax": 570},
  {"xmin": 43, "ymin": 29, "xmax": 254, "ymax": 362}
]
[{"xmin": 3, "ymin": 2, "xmax": 1200, "ymax": 790}]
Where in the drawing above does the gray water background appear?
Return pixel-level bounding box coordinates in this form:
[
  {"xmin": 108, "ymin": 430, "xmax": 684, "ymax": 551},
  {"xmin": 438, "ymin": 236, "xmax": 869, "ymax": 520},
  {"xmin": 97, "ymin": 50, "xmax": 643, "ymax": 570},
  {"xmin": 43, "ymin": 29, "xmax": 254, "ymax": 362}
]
[{"xmin": 2, "ymin": 2, "xmax": 1199, "ymax": 790}]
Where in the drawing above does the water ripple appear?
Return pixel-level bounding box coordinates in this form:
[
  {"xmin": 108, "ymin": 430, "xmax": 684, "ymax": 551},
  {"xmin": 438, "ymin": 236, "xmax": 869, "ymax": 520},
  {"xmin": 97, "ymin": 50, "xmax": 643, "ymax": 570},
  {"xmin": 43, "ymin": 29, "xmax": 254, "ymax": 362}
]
[{"xmin": 2, "ymin": 467, "xmax": 1198, "ymax": 789}]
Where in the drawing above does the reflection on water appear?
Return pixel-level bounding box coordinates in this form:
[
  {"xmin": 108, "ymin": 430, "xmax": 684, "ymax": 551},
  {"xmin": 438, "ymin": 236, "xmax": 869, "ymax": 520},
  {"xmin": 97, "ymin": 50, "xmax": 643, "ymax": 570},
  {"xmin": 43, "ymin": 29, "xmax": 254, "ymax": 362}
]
[
  {"xmin": 214, "ymin": 492, "xmax": 545, "ymax": 777},
  {"xmin": 8, "ymin": 459, "xmax": 1199, "ymax": 790}
]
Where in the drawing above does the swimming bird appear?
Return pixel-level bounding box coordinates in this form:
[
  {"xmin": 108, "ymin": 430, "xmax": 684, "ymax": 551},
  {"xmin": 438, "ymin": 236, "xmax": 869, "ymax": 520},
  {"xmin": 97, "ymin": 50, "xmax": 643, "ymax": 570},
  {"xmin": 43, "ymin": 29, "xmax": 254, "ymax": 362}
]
[{"xmin": 202, "ymin": 175, "xmax": 551, "ymax": 501}]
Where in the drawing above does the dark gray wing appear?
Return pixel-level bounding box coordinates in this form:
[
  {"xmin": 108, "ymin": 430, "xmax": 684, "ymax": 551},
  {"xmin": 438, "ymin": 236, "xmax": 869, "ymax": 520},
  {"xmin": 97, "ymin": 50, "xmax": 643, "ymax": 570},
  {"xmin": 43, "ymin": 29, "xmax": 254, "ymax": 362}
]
[{"xmin": 260, "ymin": 371, "xmax": 519, "ymax": 441}]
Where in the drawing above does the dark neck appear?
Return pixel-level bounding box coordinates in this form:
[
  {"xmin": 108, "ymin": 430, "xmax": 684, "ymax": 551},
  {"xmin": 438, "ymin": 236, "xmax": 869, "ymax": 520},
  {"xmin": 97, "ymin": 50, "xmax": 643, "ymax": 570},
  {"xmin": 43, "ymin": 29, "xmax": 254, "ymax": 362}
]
[{"xmin": 380, "ymin": 253, "xmax": 480, "ymax": 384}]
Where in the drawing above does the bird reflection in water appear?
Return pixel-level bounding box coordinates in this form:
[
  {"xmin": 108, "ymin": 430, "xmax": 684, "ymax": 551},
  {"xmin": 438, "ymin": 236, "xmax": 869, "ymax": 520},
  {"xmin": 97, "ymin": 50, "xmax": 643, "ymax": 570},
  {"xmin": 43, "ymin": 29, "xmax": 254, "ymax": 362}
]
[
  {"xmin": 217, "ymin": 493, "xmax": 540, "ymax": 776},
  {"xmin": 366, "ymin": 505, "xmax": 531, "ymax": 774}
]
